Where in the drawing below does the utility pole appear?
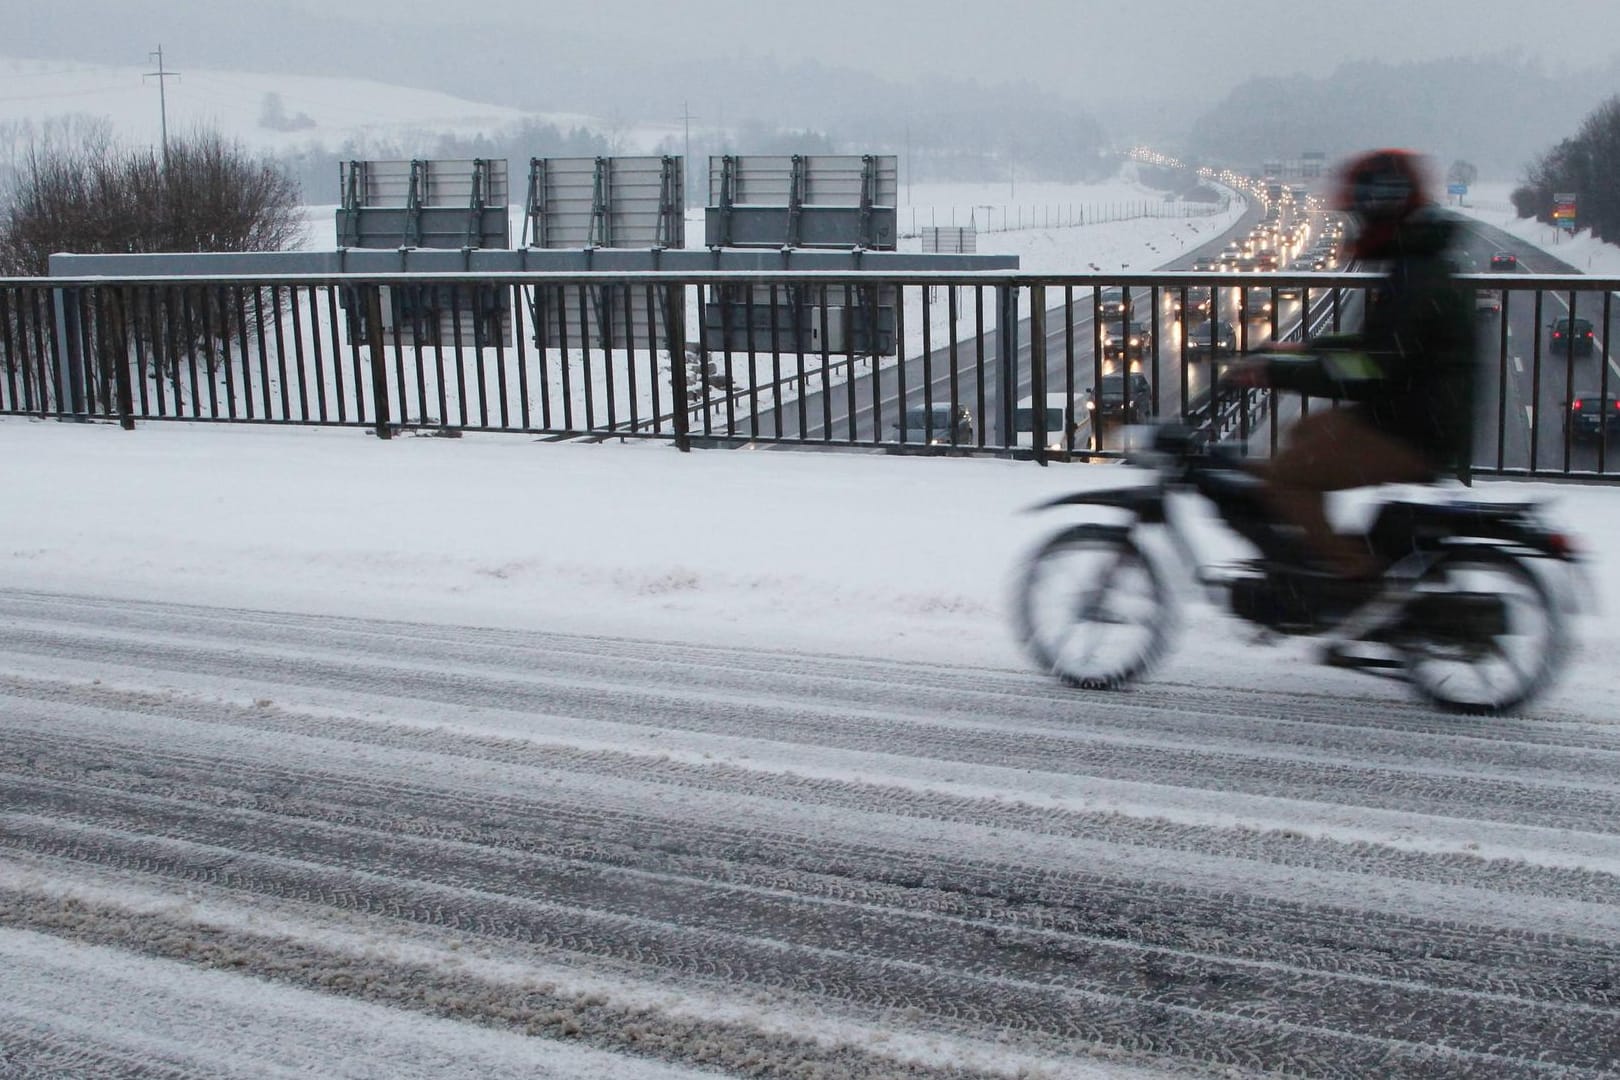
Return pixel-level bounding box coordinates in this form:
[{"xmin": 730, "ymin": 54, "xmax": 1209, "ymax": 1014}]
[
  {"xmin": 679, "ymin": 100, "xmax": 698, "ymax": 206},
  {"xmin": 144, "ymin": 44, "xmax": 179, "ymax": 170}
]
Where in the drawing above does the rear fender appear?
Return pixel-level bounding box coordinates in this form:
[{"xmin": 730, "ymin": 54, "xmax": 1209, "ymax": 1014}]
[
  {"xmin": 1427, "ymin": 540, "xmax": 1591, "ymax": 616},
  {"xmin": 1024, "ymin": 485, "xmax": 1167, "ymax": 524}
]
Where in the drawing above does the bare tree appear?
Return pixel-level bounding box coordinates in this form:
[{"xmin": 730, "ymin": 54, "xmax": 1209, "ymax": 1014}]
[{"xmin": 0, "ymin": 125, "xmax": 303, "ymax": 276}]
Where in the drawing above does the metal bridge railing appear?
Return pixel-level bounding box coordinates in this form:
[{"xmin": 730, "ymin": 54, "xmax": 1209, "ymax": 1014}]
[{"xmin": 5, "ymin": 269, "xmax": 1617, "ymax": 480}]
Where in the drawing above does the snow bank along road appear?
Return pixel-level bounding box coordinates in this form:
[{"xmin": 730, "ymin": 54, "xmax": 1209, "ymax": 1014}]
[{"xmin": 2, "ymin": 588, "xmax": 1619, "ymax": 1079}]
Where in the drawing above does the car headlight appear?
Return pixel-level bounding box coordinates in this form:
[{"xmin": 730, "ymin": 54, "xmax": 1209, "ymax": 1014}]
[{"xmin": 1086, "ymin": 400, "xmax": 1097, "ymax": 411}]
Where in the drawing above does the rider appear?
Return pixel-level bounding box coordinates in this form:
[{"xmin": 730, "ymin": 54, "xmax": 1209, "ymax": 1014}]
[{"xmin": 1226, "ymin": 149, "xmax": 1477, "ymax": 581}]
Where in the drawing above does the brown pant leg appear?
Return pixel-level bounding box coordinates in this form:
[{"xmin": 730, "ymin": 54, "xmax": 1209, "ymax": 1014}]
[{"xmin": 1262, "ymin": 409, "xmax": 1435, "ymax": 576}]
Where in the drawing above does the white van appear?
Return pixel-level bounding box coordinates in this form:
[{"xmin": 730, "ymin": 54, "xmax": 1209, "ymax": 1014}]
[{"xmin": 1013, "ymin": 394, "xmax": 1080, "ymax": 453}]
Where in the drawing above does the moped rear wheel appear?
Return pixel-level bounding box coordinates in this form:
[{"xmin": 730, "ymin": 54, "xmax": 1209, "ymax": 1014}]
[
  {"xmin": 1014, "ymin": 525, "xmax": 1175, "ymax": 689},
  {"xmin": 1400, "ymin": 547, "xmax": 1565, "ymax": 714}
]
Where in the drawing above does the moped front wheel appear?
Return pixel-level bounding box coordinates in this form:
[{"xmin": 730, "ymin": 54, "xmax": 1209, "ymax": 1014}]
[{"xmin": 1013, "ymin": 525, "xmax": 1176, "ymax": 689}]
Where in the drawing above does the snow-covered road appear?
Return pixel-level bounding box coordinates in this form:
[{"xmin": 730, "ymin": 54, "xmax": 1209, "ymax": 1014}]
[{"xmin": 4, "ymin": 588, "xmax": 1618, "ymax": 1078}]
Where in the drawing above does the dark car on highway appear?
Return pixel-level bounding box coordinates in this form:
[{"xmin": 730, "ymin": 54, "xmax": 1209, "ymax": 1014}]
[
  {"xmin": 1568, "ymin": 394, "xmax": 1620, "ymax": 441},
  {"xmin": 1550, "ymin": 317, "xmax": 1596, "ymax": 357},
  {"xmin": 1240, "ymin": 290, "xmax": 1274, "ymax": 321},
  {"xmin": 1490, "ymin": 251, "xmax": 1518, "ymax": 271},
  {"xmin": 1174, "ymin": 286, "xmax": 1213, "ymax": 322},
  {"xmin": 1186, "ymin": 319, "xmax": 1238, "ymax": 358},
  {"xmin": 1098, "ymin": 287, "xmax": 1133, "ymax": 320},
  {"xmin": 1102, "ymin": 321, "xmax": 1154, "ymax": 362},
  {"xmin": 893, "ymin": 404, "xmax": 974, "ymax": 447},
  {"xmin": 1087, "ymin": 372, "xmax": 1155, "ymax": 424}
]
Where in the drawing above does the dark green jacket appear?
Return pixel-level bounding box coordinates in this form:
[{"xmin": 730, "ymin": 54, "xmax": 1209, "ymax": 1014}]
[{"xmin": 1281, "ymin": 210, "xmax": 1477, "ymax": 479}]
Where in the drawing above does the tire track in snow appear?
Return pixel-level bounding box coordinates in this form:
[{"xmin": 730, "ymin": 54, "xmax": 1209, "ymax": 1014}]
[{"xmin": 2, "ymin": 590, "xmax": 1619, "ymax": 1077}]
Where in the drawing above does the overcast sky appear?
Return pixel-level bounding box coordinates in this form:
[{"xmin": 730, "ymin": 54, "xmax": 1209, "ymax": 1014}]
[{"xmin": 265, "ymin": 0, "xmax": 1620, "ymax": 102}]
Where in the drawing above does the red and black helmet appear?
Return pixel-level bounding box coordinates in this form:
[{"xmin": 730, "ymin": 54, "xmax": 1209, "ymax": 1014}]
[{"xmin": 1333, "ymin": 149, "xmax": 1431, "ymax": 257}]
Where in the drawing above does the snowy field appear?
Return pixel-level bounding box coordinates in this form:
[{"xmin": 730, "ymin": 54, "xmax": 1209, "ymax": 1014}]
[{"xmin": 1454, "ymin": 181, "xmax": 1620, "ymax": 276}]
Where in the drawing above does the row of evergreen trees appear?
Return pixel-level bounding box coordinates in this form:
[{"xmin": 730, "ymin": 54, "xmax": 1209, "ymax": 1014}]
[{"xmin": 1513, "ymin": 96, "xmax": 1620, "ymax": 242}]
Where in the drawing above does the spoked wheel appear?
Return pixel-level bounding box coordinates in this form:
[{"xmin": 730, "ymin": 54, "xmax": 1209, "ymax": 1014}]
[
  {"xmin": 1013, "ymin": 525, "xmax": 1176, "ymax": 689},
  {"xmin": 1400, "ymin": 548, "xmax": 1566, "ymax": 714}
]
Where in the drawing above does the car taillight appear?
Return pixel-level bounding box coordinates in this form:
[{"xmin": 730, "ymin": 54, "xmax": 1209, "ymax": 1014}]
[{"xmin": 1572, "ymin": 399, "xmax": 1583, "ymax": 411}]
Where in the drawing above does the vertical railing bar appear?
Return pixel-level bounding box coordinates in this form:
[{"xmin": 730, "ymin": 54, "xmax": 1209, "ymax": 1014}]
[
  {"xmin": 110, "ymin": 287, "xmax": 135, "ymax": 428},
  {"xmin": 663, "ymin": 283, "xmax": 690, "ymax": 450},
  {"xmin": 212, "ymin": 284, "xmax": 234, "ymax": 420},
  {"xmin": 818, "ymin": 285, "xmax": 834, "ymax": 442},
  {"xmin": 643, "ymin": 284, "xmax": 661, "ymax": 433},
  {"xmin": 198, "ymin": 284, "xmax": 221, "ymax": 420},
  {"xmin": 601, "ymin": 285, "xmax": 618, "ymax": 432},
  {"xmin": 696, "ymin": 286, "xmax": 712, "ymax": 437},
  {"xmin": 1496, "ymin": 289, "xmax": 1509, "ymax": 472},
  {"xmin": 200, "ymin": 286, "xmax": 225, "ymax": 420},
  {"xmin": 768, "ymin": 284, "xmax": 783, "ymax": 439},
  {"xmin": 1029, "ymin": 284, "xmax": 1047, "ymax": 465},
  {"xmin": 182, "ymin": 286, "xmax": 203, "ymax": 419},
  {"xmin": 1600, "ymin": 289, "xmax": 1612, "ymax": 475},
  {"xmin": 305, "ymin": 286, "xmax": 328, "ymax": 423},
  {"xmin": 578, "ymin": 285, "xmax": 595, "ymax": 433},
  {"xmin": 622, "ymin": 281, "xmax": 638, "ymax": 433},
  {"xmin": 535, "ymin": 286, "xmax": 554, "ymax": 430},
  {"xmin": 388, "ymin": 289, "xmax": 410, "ymax": 427},
  {"xmin": 327, "ymin": 288, "xmax": 350, "ymax": 425},
  {"xmin": 0, "ymin": 290, "xmax": 18, "ymax": 413},
  {"xmin": 13, "ymin": 288, "xmax": 40, "ymax": 413},
  {"xmin": 287, "ymin": 284, "xmax": 310, "ymax": 422},
  {"xmin": 340, "ymin": 288, "xmax": 364, "ymax": 426},
  {"xmin": 1563, "ymin": 289, "xmax": 1577, "ymax": 474},
  {"xmin": 866, "ymin": 285, "xmax": 882, "ymax": 444},
  {"xmin": 431, "ymin": 288, "xmax": 451, "ymax": 428},
  {"xmin": 271, "ymin": 285, "xmax": 292, "ymax": 421},
  {"xmin": 1299, "ymin": 286, "xmax": 1311, "ymax": 420},
  {"xmin": 129, "ymin": 286, "xmax": 151, "ymax": 418},
  {"xmin": 1530, "ymin": 289, "xmax": 1544, "ymax": 475},
  {"xmin": 1236, "ymin": 284, "xmax": 1250, "ymax": 444},
  {"xmin": 421, "ymin": 288, "xmax": 440, "ymax": 426},
  {"xmin": 948, "ymin": 284, "xmax": 961, "ymax": 451},
  {"xmin": 791, "ymin": 285, "xmax": 806, "ymax": 441},
  {"xmin": 554, "ymin": 286, "xmax": 573, "ymax": 430},
  {"xmin": 253, "ymin": 287, "xmax": 274, "ymax": 421},
  {"xmin": 1090, "ymin": 284, "xmax": 1104, "ymax": 454},
  {"xmin": 33, "ymin": 286, "xmax": 55, "ymax": 416},
  {"xmin": 148, "ymin": 284, "xmax": 170, "ymax": 420},
  {"xmin": 975, "ymin": 286, "xmax": 986, "ymax": 448},
  {"xmin": 448, "ymin": 287, "xmax": 469, "ymax": 427},
  {"xmin": 232, "ymin": 285, "xmax": 253, "ymax": 420},
  {"xmin": 1178, "ymin": 286, "xmax": 1189, "ymax": 424},
  {"xmin": 718, "ymin": 286, "xmax": 735, "ymax": 437},
  {"xmin": 513, "ymin": 283, "xmax": 533, "ymax": 431},
  {"xmin": 891, "ymin": 285, "xmax": 906, "ymax": 447},
  {"xmin": 86, "ymin": 286, "xmax": 109, "ymax": 419},
  {"xmin": 922, "ymin": 283, "xmax": 935, "ymax": 446},
  {"xmin": 1063, "ymin": 286, "xmax": 1075, "ymax": 456},
  {"xmin": 493, "ymin": 285, "xmax": 512, "ymax": 430},
  {"xmin": 744, "ymin": 287, "xmax": 759, "ymax": 439}
]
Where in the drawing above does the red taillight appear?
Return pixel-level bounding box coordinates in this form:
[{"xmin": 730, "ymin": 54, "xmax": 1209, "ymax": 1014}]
[
  {"xmin": 1545, "ymin": 532, "xmax": 1579, "ymax": 559},
  {"xmin": 1572, "ymin": 398, "xmax": 1583, "ymax": 411}
]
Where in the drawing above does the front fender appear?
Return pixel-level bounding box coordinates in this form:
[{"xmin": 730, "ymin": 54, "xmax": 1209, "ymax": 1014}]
[{"xmin": 1024, "ymin": 484, "xmax": 1167, "ymax": 524}]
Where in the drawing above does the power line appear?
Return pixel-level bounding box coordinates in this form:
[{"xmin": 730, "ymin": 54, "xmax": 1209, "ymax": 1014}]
[
  {"xmin": 679, "ymin": 100, "xmax": 698, "ymax": 206},
  {"xmin": 143, "ymin": 44, "xmax": 180, "ymax": 170}
]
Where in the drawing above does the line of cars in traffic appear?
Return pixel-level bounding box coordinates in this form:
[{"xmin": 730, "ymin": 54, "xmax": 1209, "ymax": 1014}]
[{"xmin": 892, "ymin": 186, "xmax": 1358, "ymax": 455}]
